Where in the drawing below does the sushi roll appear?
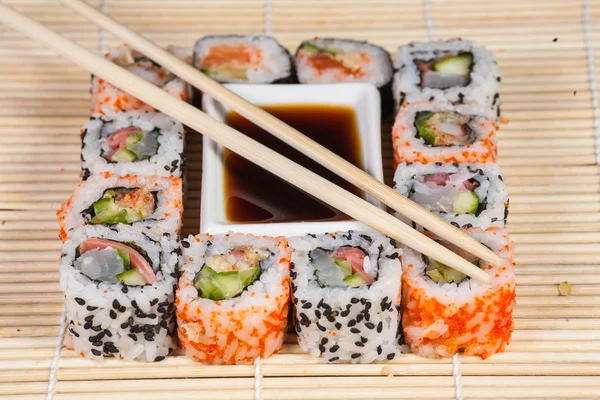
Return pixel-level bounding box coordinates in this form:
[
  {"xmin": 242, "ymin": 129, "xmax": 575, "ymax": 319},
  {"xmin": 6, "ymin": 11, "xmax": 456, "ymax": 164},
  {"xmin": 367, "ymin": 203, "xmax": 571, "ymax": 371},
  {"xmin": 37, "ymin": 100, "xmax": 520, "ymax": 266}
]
[
  {"xmin": 193, "ymin": 35, "xmax": 293, "ymax": 83},
  {"xmin": 92, "ymin": 44, "xmax": 192, "ymax": 116},
  {"xmin": 81, "ymin": 111, "xmax": 185, "ymax": 179},
  {"xmin": 57, "ymin": 173, "xmax": 183, "ymax": 242},
  {"xmin": 176, "ymin": 233, "xmax": 291, "ymax": 364},
  {"xmin": 401, "ymin": 227, "xmax": 516, "ymax": 359},
  {"xmin": 295, "ymin": 38, "xmax": 394, "ymax": 115},
  {"xmin": 393, "ymin": 39, "xmax": 501, "ymax": 118},
  {"xmin": 393, "ymin": 163, "xmax": 509, "ymax": 229},
  {"xmin": 60, "ymin": 224, "xmax": 178, "ymax": 362},
  {"xmin": 391, "ymin": 100, "xmax": 497, "ymax": 165},
  {"xmin": 288, "ymin": 231, "xmax": 403, "ymax": 363}
]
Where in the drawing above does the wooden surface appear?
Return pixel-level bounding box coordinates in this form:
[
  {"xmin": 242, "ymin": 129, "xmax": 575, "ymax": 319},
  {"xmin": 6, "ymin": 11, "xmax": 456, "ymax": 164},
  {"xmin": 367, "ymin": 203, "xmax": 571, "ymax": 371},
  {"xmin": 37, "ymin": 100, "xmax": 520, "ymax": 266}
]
[{"xmin": 0, "ymin": 0, "xmax": 599, "ymax": 399}]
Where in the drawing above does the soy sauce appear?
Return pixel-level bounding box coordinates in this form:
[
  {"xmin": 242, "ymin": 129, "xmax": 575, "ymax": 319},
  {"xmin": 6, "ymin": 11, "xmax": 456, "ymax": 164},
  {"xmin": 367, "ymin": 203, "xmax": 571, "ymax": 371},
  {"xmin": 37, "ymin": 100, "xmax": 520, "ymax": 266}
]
[{"xmin": 224, "ymin": 104, "xmax": 363, "ymax": 223}]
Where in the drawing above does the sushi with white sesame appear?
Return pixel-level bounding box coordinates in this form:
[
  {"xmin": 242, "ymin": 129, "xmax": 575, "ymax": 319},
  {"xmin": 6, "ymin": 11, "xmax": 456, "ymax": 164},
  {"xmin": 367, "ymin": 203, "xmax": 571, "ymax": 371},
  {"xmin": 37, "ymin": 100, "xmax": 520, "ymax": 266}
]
[
  {"xmin": 57, "ymin": 173, "xmax": 183, "ymax": 242},
  {"xmin": 393, "ymin": 39, "xmax": 501, "ymax": 118},
  {"xmin": 393, "ymin": 162, "xmax": 509, "ymax": 229},
  {"xmin": 176, "ymin": 233, "xmax": 291, "ymax": 364},
  {"xmin": 80, "ymin": 111, "xmax": 185, "ymax": 179},
  {"xmin": 60, "ymin": 224, "xmax": 179, "ymax": 362},
  {"xmin": 288, "ymin": 231, "xmax": 403, "ymax": 363}
]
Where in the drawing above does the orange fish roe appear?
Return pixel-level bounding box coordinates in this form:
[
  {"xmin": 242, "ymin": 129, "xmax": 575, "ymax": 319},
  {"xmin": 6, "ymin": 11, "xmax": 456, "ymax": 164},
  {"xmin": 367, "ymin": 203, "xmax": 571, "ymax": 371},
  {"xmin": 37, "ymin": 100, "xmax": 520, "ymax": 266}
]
[
  {"xmin": 401, "ymin": 227, "xmax": 515, "ymax": 359},
  {"xmin": 176, "ymin": 234, "xmax": 291, "ymax": 365}
]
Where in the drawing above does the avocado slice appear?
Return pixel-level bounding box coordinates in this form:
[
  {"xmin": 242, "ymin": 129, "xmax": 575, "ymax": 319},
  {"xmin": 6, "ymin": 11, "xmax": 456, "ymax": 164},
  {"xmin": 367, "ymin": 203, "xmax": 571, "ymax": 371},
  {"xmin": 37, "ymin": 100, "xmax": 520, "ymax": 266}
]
[
  {"xmin": 116, "ymin": 269, "xmax": 146, "ymax": 286},
  {"xmin": 93, "ymin": 197, "xmax": 115, "ymax": 215},
  {"xmin": 426, "ymin": 260, "xmax": 467, "ymax": 284},
  {"xmin": 194, "ymin": 266, "xmax": 259, "ymax": 301},
  {"xmin": 415, "ymin": 112, "xmax": 436, "ymax": 145},
  {"xmin": 343, "ymin": 273, "xmax": 368, "ymax": 288},
  {"xmin": 332, "ymin": 256, "xmax": 352, "ymax": 276},
  {"xmin": 91, "ymin": 208, "xmax": 144, "ymax": 225},
  {"xmin": 125, "ymin": 132, "xmax": 143, "ymax": 147},
  {"xmin": 452, "ymin": 190, "xmax": 479, "ymax": 214},
  {"xmin": 111, "ymin": 148, "xmax": 138, "ymax": 162},
  {"xmin": 432, "ymin": 53, "xmax": 473, "ymax": 77},
  {"xmin": 116, "ymin": 248, "xmax": 131, "ymax": 270},
  {"xmin": 303, "ymin": 42, "xmax": 337, "ymax": 56}
]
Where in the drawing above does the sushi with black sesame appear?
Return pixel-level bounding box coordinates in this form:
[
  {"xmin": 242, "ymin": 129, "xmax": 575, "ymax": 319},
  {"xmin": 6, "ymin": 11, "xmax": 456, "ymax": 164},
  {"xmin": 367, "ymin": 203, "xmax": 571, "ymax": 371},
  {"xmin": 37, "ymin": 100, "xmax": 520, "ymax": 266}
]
[
  {"xmin": 391, "ymin": 100, "xmax": 497, "ymax": 166},
  {"xmin": 60, "ymin": 225, "xmax": 178, "ymax": 362},
  {"xmin": 288, "ymin": 231, "xmax": 403, "ymax": 363},
  {"xmin": 176, "ymin": 233, "xmax": 291, "ymax": 364},
  {"xmin": 393, "ymin": 162, "xmax": 509, "ymax": 229},
  {"xmin": 57, "ymin": 173, "xmax": 183, "ymax": 242},
  {"xmin": 92, "ymin": 43, "xmax": 192, "ymax": 116},
  {"xmin": 80, "ymin": 111, "xmax": 185, "ymax": 179},
  {"xmin": 393, "ymin": 39, "xmax": 501, "ymax": 118},
  {"xmin": 295, "ymin": 38, "xmax": 394, "ymax": 115},
  {"xmin": 193, "ymin": 35, "xmax": 293, "ymax": 84}
]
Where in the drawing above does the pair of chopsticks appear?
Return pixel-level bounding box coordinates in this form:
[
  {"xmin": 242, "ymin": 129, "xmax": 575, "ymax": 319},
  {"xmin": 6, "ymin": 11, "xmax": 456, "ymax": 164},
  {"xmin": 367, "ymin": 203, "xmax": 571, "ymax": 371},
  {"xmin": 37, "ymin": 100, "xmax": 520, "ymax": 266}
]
[{"xmin": 0, "ymin": 0, "xmax": 499, "ymax": 283}]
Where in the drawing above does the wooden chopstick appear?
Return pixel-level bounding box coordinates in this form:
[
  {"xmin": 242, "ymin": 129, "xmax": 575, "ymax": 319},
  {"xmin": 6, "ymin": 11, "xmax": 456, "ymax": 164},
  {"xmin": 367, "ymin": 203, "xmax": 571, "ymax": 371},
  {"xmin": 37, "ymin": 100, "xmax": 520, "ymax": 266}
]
[
  {"xmin": 0, "ymin": 2, "xmax": 491, "ymax": 283},
  {"xmin": 59, "ymin": 0, "xmax": 503, "ymax": 270},
  {"xmin": 61, "ymin": 0, "xmax": 502, "ymax": 272}
]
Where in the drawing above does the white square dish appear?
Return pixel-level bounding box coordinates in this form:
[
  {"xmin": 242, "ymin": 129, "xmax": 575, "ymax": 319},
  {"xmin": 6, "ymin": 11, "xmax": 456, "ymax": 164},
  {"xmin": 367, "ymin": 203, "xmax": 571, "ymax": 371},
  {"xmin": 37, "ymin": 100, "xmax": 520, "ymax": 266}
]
[{"xmin": 200, "ymin": 83, "xmax": 384, "ymax": 237}]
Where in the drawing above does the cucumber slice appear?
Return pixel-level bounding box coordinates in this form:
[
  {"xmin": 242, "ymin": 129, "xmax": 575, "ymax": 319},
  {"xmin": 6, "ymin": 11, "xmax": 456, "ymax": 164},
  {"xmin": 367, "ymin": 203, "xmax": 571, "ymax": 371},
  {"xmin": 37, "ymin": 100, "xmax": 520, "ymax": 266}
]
[
  {"xmin": 116, "ymin": 248, "xmax": 131, "ymax": 270},
  {"xmin": 343, "ymin": 273, "xmax": 368, "ymax": 288},
  {"xmin": 125, "ymin": 131, "xmax": 143, "ymax": 147},
  {"xmin": 426, "ymin": 260, "xmax": 467, "ymax": 284},
  {"xmin": 415, "ymin": 112, "xmax": 436, "ymax": 145},
  {"xmin": 432, "ymin": 54, "xmax": 473, "ymax": 77},
  {"xmin": 91, "ymin": 208, "xmax": 144, "ymax": 224},
  {"xmin": 303, "ymin": 43, "xmax": 337, "ymax": 56},
  {"xmin": 332, "ymin": 257, "xmax": 352, "ymax": 276},
  {"xmin": 452, "ymin": 190, "xmax": 479, "ymax": 214},
  {"xmin": 202, "ymin": 66, "xmax": 248, "ymax": 81},
  {"xmin": 93, "ymin": 197, "xmax": 115, "ymax": 215},
  {"xmin": 239, "ymin": 267, "xmax": 260, "ymax": 287},
  {"xmin": 194, "ymin": 267, "xmax": 259, "ymax": 301},
  {"xmin": 111, "ymin": 148, "xmax": 138, "ymax": 162},
  {"xmin": 116, "ymin": 269, "xmax": 146, "ymax": 286}
]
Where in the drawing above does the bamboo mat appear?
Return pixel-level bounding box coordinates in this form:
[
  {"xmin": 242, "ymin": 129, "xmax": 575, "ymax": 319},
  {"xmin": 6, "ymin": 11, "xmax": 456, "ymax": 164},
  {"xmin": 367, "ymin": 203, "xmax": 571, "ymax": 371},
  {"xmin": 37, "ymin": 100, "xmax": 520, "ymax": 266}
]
[{"xmin": 1, "ymin": 0, "xmax": 599, "ymax": 398}]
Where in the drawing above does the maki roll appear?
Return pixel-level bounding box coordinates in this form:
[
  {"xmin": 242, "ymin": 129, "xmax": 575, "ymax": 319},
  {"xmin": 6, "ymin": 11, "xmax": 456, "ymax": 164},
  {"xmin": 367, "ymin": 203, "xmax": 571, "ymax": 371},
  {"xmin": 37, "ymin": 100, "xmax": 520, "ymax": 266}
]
[
  {"xmin": 401, "ymin": 227, "xmax": 515, "ymax": 359},
  {"xmin": 289, "ymin": 231, "xmax": 403, "ymax": 363},
  {"xmin": 391, "ymin": 100, "xmax": 497, "ymax": 165},
  {"xmin": 60, "ymin": 225, "xmax": 178, "ymax": 362},
  {"xmin": 393, "ymin": 163, "xmax": 508, "ymax": 229},
  {"xmin": 57, "ymin": 173, "xmax": 183, "ymax": 242},
  {"xmin": 393, "ymin": 39, "xmax": 501, "ymax": 118},
  {"xmin": 193, "ymin": 35, "xmax": 293, "ymax": 83},
  {"xmin": 295, "ymin": 38, "xmax": 394, "ymax": 115},
  {"xmin": 176, "ymin": 233, "xmax": 291, "ymax": 364},
  {"xmin": 81, "ymin": 111, "xmax": 185, "ymax": 179},
  {"xmin": 92, "ymin": 44, "xmax": 192, "ymax": 116}
]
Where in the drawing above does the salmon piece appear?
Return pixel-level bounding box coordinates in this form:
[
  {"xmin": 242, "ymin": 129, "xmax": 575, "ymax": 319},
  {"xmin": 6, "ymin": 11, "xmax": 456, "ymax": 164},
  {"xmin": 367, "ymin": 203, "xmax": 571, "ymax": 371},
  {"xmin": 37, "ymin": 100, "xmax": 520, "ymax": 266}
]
[
  {"xmin": 203, "ymin": 44, "xmax": 262, "ymax": 67},
  {"xmin": 332, "ymin": 246, "xmax": 374, "ymax": 285}
]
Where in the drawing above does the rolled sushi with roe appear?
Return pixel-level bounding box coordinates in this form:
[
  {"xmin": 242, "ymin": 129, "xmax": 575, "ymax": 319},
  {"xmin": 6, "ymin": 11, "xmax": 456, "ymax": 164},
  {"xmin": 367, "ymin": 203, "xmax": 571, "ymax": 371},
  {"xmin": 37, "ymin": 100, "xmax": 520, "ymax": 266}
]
[
  {"xmin": 394, "ymin": 162, "xmax": 508, "ymax": 229},
  {"xmin": 393, "ymin": 39, "xmax": 501, "ymax": 118},
  {"xmin": 391, "ymin": 100, "xmax": 497, "ymax": 166},
  {"xmin": 60, "ymin": 225, "xmax": 178, "ymax": 362},
  {"xmin": 288, "ymin": 231, "xmax": 403, "ymax": 363},
  {"xmin": 295, "ymin": 38, "xmax": 394, "ymax": 115},
  {"xmin": 81, "ymin": 111, "xmax": 184, "ymax": 179},
  {"xmin": 176, "ymin": 233, "xmax": 291, "ymax": 364},
  {"xmin": 92, "ymin": 43, "xmax": 192, "ymax": 116},
  {"xmin": 401, "ymin": 227, "xmax": 515, "ymax": 359},
  {"xmin": 193, "ymin": 35, "xmax": 293, "ymax": 84},
  {"xmin": 57, "ymin": 173, "xmax": 183, "ymax": 242}
]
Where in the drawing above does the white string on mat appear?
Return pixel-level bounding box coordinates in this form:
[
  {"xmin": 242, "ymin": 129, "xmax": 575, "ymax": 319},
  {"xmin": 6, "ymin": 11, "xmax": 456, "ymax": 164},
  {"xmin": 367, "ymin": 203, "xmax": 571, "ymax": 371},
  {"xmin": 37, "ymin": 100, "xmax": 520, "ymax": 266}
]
[
  {"xmin": 264, "ymin": 0, "xmax": 272, "ymax": 35},
  {"xmin": 45, "ymin": 306, "xmax": 67, "ymax": 400},
  {"xmin": 452, "ymin": 354, "xmax": 464, "ymax": 400},
  {"xmin": 583, "ymin": 0, "xmax": 600, "ymax": 165},
  {"xmin": 99, "ymin": 0, "xmax": 108, "ymax": 53},
  {"xmin": 423, "ymin": 0, "xmax": 435, "ymax": 41},
  {"xmin": 254, "ymin": 356, "xmax": 263, "ymax": 400}
]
